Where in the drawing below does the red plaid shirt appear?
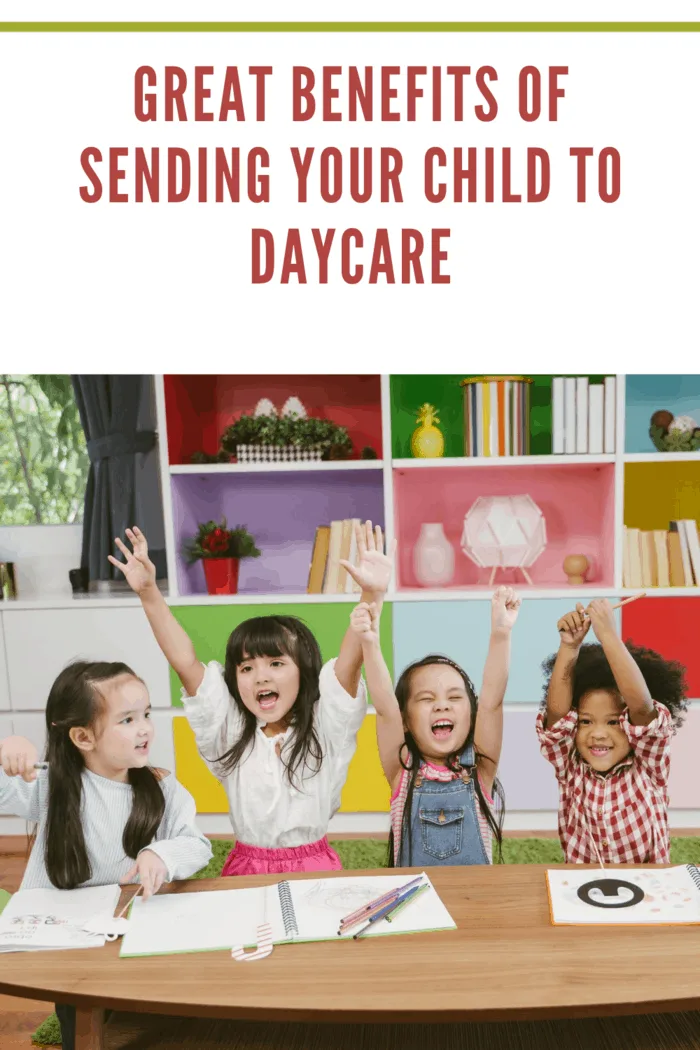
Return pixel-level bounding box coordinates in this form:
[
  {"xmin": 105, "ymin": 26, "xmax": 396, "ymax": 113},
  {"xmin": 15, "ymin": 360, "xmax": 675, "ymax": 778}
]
[{"xmin": 536, "ymin": 702, "xmax": 673, "ymax": 865}]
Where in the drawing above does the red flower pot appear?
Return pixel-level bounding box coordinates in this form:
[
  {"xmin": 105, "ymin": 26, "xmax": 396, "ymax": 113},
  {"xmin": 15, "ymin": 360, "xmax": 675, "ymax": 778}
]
[{"xmin": 202, "ymin": 557, "xmax": 239, "ymax": 596}]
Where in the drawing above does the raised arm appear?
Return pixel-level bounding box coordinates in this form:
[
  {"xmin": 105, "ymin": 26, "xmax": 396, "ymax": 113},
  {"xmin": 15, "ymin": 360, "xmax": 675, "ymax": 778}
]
[
  {"xmin": 586, "ymin": 598, "xmax": 655, "ymax": 725},
  {"xmin": 334, "ymin": 521, "xmax": 396, "ymax": 697},
  {"xmin": 109, "ymin": 527, "xmax": 204, "ymax": 697},
  {"xmin": 544, "ymin": 603, "xmax": 590, "ymax": 728},
  {"xmin": 474, "ymin": 587, "xmax": 521, "ymax": 792},
  {"xmin": 350, "ymin": 602, "xmax": 405, "ymax": 787}
]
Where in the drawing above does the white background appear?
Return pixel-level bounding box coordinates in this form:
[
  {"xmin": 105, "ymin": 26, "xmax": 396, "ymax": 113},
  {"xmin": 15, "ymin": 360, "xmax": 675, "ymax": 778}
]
[{"xmin": 1, "ymin": 23, "xmax": 698, "ymax": 369}]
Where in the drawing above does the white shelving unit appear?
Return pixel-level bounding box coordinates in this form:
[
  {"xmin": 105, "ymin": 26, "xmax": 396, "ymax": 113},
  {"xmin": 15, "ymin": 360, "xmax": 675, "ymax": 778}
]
[{"xmin": 150, "ymin": 373, "xmax": 700, "ymax": 604}]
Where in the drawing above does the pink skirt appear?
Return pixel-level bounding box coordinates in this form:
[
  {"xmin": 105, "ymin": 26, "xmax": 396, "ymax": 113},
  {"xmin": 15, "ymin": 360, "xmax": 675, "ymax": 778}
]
[{"xmin": 221, "ymin": 836, "xmax": 342, "ymax": 877}]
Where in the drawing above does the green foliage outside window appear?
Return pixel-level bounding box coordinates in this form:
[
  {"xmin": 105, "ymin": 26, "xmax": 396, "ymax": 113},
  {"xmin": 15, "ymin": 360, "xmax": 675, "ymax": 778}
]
[{"xmin": 0, "ymin": 375, "xmax": 89, "ymax": 525}]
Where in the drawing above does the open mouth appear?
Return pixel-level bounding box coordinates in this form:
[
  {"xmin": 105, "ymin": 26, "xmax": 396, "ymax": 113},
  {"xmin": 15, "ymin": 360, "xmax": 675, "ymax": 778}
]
[
  {"xmin": 135, "ymin": 742, "xmax": 149, "ymax": 753},
  {"xmin": 431, "ymin": 720, "xmax": 454, "ymax": 740},
  {"xmin": 257, "ymin": 689, "xmax": 279, "ymax": 711},
  {"xmin": 588, "ymin": 746, "xmax": 612, "ymax": 758}
]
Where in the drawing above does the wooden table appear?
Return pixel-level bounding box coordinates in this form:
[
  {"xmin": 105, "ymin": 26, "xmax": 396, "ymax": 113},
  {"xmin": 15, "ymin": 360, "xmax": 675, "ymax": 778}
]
[{"xmin": 1, "ymin": 865, "xmax": 700, "ymax": 1050}]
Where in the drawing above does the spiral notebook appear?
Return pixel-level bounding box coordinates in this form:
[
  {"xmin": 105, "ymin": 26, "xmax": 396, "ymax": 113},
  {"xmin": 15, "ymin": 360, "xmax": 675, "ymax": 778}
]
[
  {"xmin": 0, "ymin": 884, "xmax": 121, "ymax": 952},
  {"xmin": 546, "ymin": 866, "xmax": 700, "ymax": 925},
  {"xmin": 120, "ymin": 873, "xmax": 455, "ymax": 957}
]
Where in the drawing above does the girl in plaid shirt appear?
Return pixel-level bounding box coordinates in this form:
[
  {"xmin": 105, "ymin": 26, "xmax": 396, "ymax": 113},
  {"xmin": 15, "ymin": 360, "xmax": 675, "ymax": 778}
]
[{"xmin": 537, "ymin": 598, "xmax": 688, "ymax": 865}]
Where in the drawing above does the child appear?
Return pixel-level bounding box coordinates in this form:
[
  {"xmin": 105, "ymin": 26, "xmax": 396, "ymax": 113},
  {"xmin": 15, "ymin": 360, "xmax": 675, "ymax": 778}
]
[
  {"xmin": 537, "ymin": 598, "xmax": 688, "ymax": 865},
  {"xmin": 0, "ymin": 659, "xmax": 212, "ymax": 1050},
  {"xmin": 110, "ymin": 522, "xmax": 394, "ymax": 877},
  {"xmin": 351, "ymin": 586, "xmax": 521, "ymax": 867}
]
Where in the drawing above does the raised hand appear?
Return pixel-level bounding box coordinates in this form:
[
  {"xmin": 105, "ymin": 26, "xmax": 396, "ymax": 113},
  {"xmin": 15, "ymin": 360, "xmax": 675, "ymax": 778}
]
[
  {"xmin": 557, "ymin": 603, "xmax": 591, "ymax": 649},
  {"xmin": 350, "ymin": 601, "xmax": 380, "ymax": 647},
  {"xmin": 491, "ymin": 586, "xmax": 522, "ymax": 636},
  {"xmin": 0, "ymin": 736, "xmax": 38, "ymax": 782},
  {"xmin": 339, "ymin": 520, "xmax": 396, "ymax": 597},
  {"xmin": 584, "ymin": 598, "xmax": 617, "ymax": 642},
  {"xmin": 108, "ymin": 527, "xmax": 157, "ymax": 595}
]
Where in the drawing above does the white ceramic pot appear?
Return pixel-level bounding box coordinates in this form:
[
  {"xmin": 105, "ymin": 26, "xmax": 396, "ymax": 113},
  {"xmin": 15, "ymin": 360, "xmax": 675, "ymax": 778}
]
[{"xmin": 413, "ymin": 524, "xmax": 455, "ymax": 586}]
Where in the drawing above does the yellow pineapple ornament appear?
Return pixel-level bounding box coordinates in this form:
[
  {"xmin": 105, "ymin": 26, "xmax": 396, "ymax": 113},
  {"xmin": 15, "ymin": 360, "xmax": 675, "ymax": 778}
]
[{"xmin": 411, "ymin": 403, "xmax": 445, "ymax": 458}]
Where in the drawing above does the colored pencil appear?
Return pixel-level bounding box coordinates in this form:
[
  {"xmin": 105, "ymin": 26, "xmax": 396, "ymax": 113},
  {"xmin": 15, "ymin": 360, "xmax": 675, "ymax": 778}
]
[
  {"xmin": 117, "ymin": 885, "xmax": 143, "ymax": 919},
  {"xmin": 353, "ymin": 883, "xmax": 426, "ymax": 940},
  {"xmin": 338, "ymin": 875, "xmax": 424, "ymax": 930},
  {"xmin": 612, "ymin": 592, "xmax": 646, "ymax": 610},
  {"xmin": 337, "ymin": 893, "xmax": 401, "ymax": 935},
  {"xmin": 385, "ymin": 882, "xmax": 430, "ymax": 922},
  {"xmin": 33, "ymin": 763, "xmax": 49, "ymax": 770}
]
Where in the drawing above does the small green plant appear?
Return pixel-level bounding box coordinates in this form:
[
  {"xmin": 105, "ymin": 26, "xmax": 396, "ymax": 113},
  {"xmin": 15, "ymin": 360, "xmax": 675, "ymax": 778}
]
[
  {"xmin": 183, "ymin": 520, "xmax": 261, "ymax": 563},
  {"xmin": 649, "ymin": 410, "xmax": 700, "ymax": 453},
  {"xmin": 220, "ymin": 413, "xmax": 353, "ymax": 460}
]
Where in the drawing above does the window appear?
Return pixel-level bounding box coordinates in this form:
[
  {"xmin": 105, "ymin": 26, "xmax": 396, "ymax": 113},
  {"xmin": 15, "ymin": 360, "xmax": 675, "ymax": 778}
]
[{"xmin": 0, "ymin": 375, "xmax": 89, "ymax": 525}]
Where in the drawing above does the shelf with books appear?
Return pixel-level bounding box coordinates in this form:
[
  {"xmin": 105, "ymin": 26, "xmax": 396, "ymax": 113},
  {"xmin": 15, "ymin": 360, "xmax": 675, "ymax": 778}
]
[
  {"xmin": 170, "ymin": 470, "xmax": 384, "ymax": 598},
  {"xmin": 169, "ymin": 461, "xmax": 384, "ymax": 475},
  {"xmin": 163, "ymin": 374, "xmax": 383, "ymax": 465},
  {"xmin": 390, "ymin": 374, "xmax": 615, "ymax": 459},
  {"xmin": 392, "ymin": 461, "xmax": 615, "ymax": 592},
  {"xmin": 394, "ymin": 454, "xmax": 616, "ymax": 469},
  {"xmin": 625, "ymin": 374, "xmax": 700, "ymax": 454}
]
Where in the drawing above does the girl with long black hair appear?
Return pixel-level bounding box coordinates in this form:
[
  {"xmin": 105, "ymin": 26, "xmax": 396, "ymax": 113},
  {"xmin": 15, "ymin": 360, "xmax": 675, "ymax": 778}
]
[
  {"xmin": 351, "ymin": 587, "xmax": 520, "ymax": 867},
  {"xmin": 111, "ymin": 522, "xmax": 394, "ymax": 877}
]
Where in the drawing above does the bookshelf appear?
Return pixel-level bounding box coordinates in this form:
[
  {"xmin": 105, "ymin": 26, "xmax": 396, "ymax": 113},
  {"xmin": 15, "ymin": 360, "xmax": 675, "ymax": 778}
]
[{"xmin": 153, "ymin": 373, "xmax": 700, "ymax": 818}]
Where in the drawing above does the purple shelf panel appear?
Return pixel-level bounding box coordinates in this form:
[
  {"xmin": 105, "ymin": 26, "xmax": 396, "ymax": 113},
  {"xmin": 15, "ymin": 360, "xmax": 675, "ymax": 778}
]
[{"xmin": 171, "ymin": 470, "xmax": 385, "ymax": 596}]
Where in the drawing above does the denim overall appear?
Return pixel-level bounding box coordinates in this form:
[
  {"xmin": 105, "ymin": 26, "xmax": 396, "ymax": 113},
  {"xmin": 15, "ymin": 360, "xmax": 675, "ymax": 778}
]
[{"xmin": 397, "ymin": 744, "xmax": 489, "ymax": 867}]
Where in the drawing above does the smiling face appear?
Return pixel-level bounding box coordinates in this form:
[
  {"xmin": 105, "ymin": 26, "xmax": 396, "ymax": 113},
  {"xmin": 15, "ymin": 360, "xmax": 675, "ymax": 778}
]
[
  {"xmin": 236, "ymin": 652, "xmax": 301, "ymax": 734},
  {"xmin": 70, "ymin": 674, "xmax": 154, "ymax": 781},
  {"xmin": 403, "ymin": 663, "xmax": 473, "ymax": 765},
  {"xmin": 575, "ymin": 689, "xmax": 631, "ymax": 773}
]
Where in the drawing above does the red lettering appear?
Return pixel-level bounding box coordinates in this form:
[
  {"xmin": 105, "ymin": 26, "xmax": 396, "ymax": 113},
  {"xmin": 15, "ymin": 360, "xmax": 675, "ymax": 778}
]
[
  {"xmin": 251, "ymin": 229, "xmax": 274, "ymax": 283},
  {"xmin": 447, "ymin": 66, "xmax": 470, "ymax": 122},
  {"xmin": 401, "ymin": 229, "xmax": 425, "ymax": 283},
  {"xmin": 599, "ymin": 147, "xmax": 621, "ymax": 202},
  {"xmin": 348, "ymin": 67, "xmax": 373, "ymax": 121},
  {"xmin": 194, "ymin": 66, "xmax": 214, "ymax": 121},
  {"xmin": 475, "ymin": 66, "xmax": 498, "ymax": 121},
  {"xmin": 293, "ymin": 67, "xmax": 315, "ymax": 121},
  {"xmin": 380, "ymin": 67, "xmax": 400, "ymax": 121},
  {"xmin": 431, "ymin": 229, "xmax": 450, "ymax": 284},
  {"xmin": 527, "ymin": 148, "xmax": 550, "ymax": 202},
  {"xmin": 407, "ymin": 67, "xmax": 427, "ymax": 121},
  {"xmin": 320, "ymin": 148, "xmax": 342, "ymax": 203},
  {"xmin": 164, "ymin": 67, "xmax": 187, "ymax": 121},
  {"xmin": 134, "ymin": 66, "xmax": 156, "ymax": 121},
  {"xmin": 425, "ymin": 148, "xmax": 446, "ymax": 203},
  {"xmin": 312, "ymin": 229, "xmax": 335, "ymax": 283},
  {"xmin": 219, "ymin": 67, "xmax": 245, "ymax": 121},
  {"xmin": 570, "ymin": 146, "xmax": 594, "ymax": 202},
  {"xmin": 519, "ymin": 66, "xmax": 541, "ymax": 122},
  {"xmin": 281, "ymin": 229, "xmax": 307, "ymax": 283},
  {"xmin": 341, "ymin": 229, "xmax": 363, "ymax": 283},
  {"xmin": 381, "ymin": 148, "xmax": 404, "ymax": 202},
  {"xmin": 135, "ymin": 148, "xmax": 159, "ymax": 202},
  {"xmin": 167, "ymin": 148, "xmax": 190, "ymax": 202},
  {"xmin": 249, "ymin": 66, "xmax": 272, "ymax": 121},
  {"xmin": 109, "ymin": 148, "xmax": 129, "ymax": 203},
  {"xmin": 548, "ymin": 66, "xmax": 568, "ymax": 120},
  {"xmin": 249, "ymin": 148, "xmax": 270, "ymax": 203},
  {"xmin": 322, "ymin": 67, "xmax": 342, "ymax": 121},
  {"xmin": 369, "ymin": 229, "xmax": 395, "ymax": 283},
  {"xmin": 79, "ymin": 148, "xmax": 102, "ymax": 202},
  {"xmin": 291, "ymin": 147, "xmax": 313, "ymax": 202}
]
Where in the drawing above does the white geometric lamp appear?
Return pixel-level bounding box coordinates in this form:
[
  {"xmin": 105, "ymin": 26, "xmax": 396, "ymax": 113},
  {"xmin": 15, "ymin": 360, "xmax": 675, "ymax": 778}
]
[{"xmin": 461, "ymin": 494, "xmax": 547, "ymax": 586}]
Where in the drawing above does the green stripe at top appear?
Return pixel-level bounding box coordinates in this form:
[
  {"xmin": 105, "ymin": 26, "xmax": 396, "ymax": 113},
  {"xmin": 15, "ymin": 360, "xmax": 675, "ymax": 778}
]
[{"xmin": 1, "ymin": 21, "xmax": 700, "ymax": 32}]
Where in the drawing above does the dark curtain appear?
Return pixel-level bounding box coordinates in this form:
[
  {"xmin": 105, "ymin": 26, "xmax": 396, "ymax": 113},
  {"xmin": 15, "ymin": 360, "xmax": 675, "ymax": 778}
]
[{"xmin": 72, "ymin": 375, "xmax": 167, "ymax": 582}]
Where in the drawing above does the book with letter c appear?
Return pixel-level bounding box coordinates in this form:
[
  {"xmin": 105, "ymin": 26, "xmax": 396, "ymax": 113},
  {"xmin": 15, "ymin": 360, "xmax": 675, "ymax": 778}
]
[
  {"xmin": 546, "ymin": 866, "xmax": 700, "ymax": 926},
  {"xmin": 120, "ymin": 872, "xmax": 455, "ymax": 957}
]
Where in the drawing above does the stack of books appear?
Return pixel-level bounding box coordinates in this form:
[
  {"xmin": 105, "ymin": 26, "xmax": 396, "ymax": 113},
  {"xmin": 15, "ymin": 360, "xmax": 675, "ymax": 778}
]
[
  {"xmin": 551, "ymin": 376, "xmax": 616, "ymax": 455},
  {"xmin": 307, "ymin": 519, "xmax": 363, "ymax": 594},
  {"xmin": 623, "ymin": 520, "xmax": 700, "ymax": 587}
]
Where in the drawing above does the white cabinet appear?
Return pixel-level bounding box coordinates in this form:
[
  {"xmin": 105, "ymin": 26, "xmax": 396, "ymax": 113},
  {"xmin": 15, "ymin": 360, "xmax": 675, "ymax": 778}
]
[
  {"xmin": 0, "ymin": 616, "xmax": 10, "ymax": 711},
  {"xmin": 3, "ymin": 608, "xmax": 171, "ymax": 711}
]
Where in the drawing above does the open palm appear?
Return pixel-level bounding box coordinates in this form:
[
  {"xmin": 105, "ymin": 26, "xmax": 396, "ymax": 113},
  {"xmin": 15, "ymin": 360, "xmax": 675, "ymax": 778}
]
[
  {"xmin": 340, "ymin": 521, "xmax": 396, "ymax": 596},
  {"xmin": 108, "ymin": 527, "xmax": 156, "ymax": 594}
]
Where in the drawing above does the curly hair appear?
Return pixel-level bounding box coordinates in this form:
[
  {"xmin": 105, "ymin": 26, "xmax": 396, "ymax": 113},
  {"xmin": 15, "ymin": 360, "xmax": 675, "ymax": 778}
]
[{"xmin": 541, "ymin": 641, "xmax": 689, "ymax": 730}]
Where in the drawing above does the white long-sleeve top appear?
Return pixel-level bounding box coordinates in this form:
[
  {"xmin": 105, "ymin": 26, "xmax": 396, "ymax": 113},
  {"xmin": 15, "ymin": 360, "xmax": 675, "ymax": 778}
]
[
  {"xmin": 181, "ymin": 658, "xmax": 367, "ymax": 848},
  {"xmin": 0, "ymin": 767, "xmax": 213, "ymax": 890}
]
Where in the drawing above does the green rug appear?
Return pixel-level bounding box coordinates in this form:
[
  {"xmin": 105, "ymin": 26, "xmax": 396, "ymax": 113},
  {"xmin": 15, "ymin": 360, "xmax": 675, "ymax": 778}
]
[{"xmin": 31, "ymin": 835, "xmax": 700, "ymax": 1046}]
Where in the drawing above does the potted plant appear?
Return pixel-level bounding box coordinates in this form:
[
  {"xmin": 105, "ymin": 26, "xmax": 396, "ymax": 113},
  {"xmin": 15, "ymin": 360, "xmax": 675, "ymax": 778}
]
[
  {"xmin": 220, "ymin": 413, "xmax": 353, "ymax": 462},
  {"xmin": 183, "ymin": 520, "xmax": 261, "ymax": 596}
]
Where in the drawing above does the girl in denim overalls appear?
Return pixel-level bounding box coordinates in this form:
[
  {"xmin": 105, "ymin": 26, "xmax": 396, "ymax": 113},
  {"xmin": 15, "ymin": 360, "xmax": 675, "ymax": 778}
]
[{"xmin": 351, "ymin": 586, "xmax": 521, "ymax": 866}]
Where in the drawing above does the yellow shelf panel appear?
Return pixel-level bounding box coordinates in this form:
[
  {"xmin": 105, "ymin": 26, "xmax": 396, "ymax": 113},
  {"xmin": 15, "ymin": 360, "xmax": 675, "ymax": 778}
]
[{"xmin": 625, "ymin": 462, "xmax": 700, "ymax": 530}]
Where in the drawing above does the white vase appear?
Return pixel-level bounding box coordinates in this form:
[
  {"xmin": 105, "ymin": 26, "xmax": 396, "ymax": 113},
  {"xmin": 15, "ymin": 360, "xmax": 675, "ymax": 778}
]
[{"xmin": 413, "ymin": 524, "xmax": 455, "ymax": 586}]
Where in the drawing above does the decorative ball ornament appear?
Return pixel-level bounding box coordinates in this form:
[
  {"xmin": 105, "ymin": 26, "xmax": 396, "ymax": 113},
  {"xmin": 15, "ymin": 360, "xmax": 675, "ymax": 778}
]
[
  {"xmin": 563, "ymin": 554, "xmax": 589, "ymax": 585},
  {"xmin": 461, "ymin": 494, "xmax": 546, "ymax": 586}
]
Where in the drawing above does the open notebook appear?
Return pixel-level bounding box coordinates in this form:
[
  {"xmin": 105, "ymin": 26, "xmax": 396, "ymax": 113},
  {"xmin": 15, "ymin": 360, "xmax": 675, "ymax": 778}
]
[
  {"xmin": 0, "ymin": 884, "xmax": 121, "ymax": 952},
  {"xmin": 120, "ymin": 873, "xmax": 455, "ymax": 957},
  {"xmin": 547, "ymin": 866, "xmax": 700, "ymax": 925}
]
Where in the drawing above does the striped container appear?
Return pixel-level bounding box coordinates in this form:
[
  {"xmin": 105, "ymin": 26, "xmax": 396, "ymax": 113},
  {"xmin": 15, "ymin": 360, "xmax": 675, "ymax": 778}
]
[{"xmin": 461, "ymin": 376, "xmax": 533, "ymax": 457}]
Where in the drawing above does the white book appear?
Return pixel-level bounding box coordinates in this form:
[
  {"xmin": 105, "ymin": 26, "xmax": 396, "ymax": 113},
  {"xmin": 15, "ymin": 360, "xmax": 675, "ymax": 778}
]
[
  {"xmin": 671, "ymin": 521, "xmax": 694, "ymax": 586},
  {"xmin": 552, "ymin": 377, "xmax": 565, "ymax": 454},
  {"xmin": 564, "ymin": 377, "xmax": 576, "ymax": 454},
  {"xmin": 588, "ymin": 384, "xmax": 604, "ymax": 455},
  {"xmin": 604, "ymin": 376, "xmax": 616, "ymax": 453},
  {"xmin": 546, "ymin": 866, "xmax": 700, "ymax": 925},
  {"xmin": 576, "ymin": 377, "xmax": 589, "ymax": 453},
  {"xmin": 0, "ymin": 884, "xmax": 120, "ymax": 953},
  {"xmin": 622, "ymin": 527, "xmax": 632, "ymax": 588},
  {"xmin": 680, "ymin": 519, "xmax": 700, "ymax": 585},
  {"xmin": 120, "ymin": 873, "xmax": 456, "ymax": 958},
  {"xmin": 344, "ymin": 518, "xmax": 362, "ymax": 594},
  {"xmin": 653, "ymin": 530, "xmax": 670, "ymax": 588}
]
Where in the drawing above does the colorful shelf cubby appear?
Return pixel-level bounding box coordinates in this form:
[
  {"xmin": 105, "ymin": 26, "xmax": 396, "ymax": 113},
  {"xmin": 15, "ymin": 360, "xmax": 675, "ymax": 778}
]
[{"xmin": 153, "ymin": 374, "xmax": 700, "ymax": 815}]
